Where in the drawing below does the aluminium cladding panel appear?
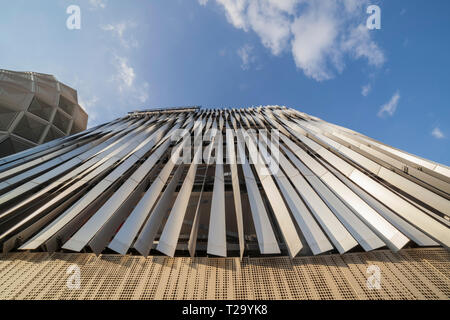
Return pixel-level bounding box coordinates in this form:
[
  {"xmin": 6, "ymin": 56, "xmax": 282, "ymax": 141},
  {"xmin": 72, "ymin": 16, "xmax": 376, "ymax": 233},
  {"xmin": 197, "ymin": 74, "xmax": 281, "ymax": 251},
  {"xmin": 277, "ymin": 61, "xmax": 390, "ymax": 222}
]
[
  {"xmin": 0, "ymin": 118, "xmax": 145, "ymax": 195},
  {"xmin": 356, "ymin": 134, "xmax": 450, "ymax": 177},
  {"xmin": 133, "ymin": 164, "xmax": 184, "ymax": 257},
  {"xmin": 310, "ymin": 121, "xmax": 450, "ymax": 226},
  {"xmin": 264, "ymin": 113, "xmax": 383, "ymax": 252},
  {"xmin": 2, "ymin": 105, "xmax": 449, "ymax": 258},
  {"xmin": 275, "ymin": 137, "xmax": 360, "ymax": 253},
  {"xmin": 349, "ymin": 170, "xmax": 450, "ymax": 247},
  {"xmin": 156, "ymin": 147, "xmax": 202, "ymax": 257},
  {"xmin": 61, "ymin": 137, "xmax": 171, "ymax": 252},
  {"xmin": 0, "ymin": 141, "xmax": 87, "ymax": 180},
  {"xmin": 1, "ymin": 155, "xmax": 121, "ymax": 247},
  {"xmin": 187, "ymin": 162, "xmax": 208, "ymax": 257},
  {"xmin": 0, "ymin": 131, "xmax": 98, "ymax": 175},
  {"xmin": 322, "ymin": 161, "xmax": 438, "ymax": 247},
  {"xmin": 153, "ymin": 116, "xmax": 206, "ymax": 256},
  {"xmin": 340, "ymin": 129, "xmax": 450, "ymax": 178},
  {"xmin": 207, "ymin": 133, "xmax": 226, "ymax": 257},
  {"xmin": 302, "ymin": 125, "xmax": 450, "ymax": 216},
  {"xmin": 279, "ymin": 124, "xmax": 410, "ymax": 251},
  {"xmin": 319, "ymin": 127, "xmax": 450, "ymax": 194},
  {"xmin": 283, "ymin": 120, "xmax": 450, "ymax": 247},
  {"xmin": 239, "ymin": 129, "xmax": 302, "ymax": 258},
  {"xmin": 225, "ymin": 119, "xmax": 245, "ymax": 259},
  {"xmin": 18, "ymin": 123, "xmax": 161, "ymax": 250},
  {"xmin": 257, "ymin": 133, "xmax": 333, "ymax": 255},
  {"xmin": 0, "ymin": 116, "xmax": 95, "ymax": 166},
  {"xmin": 235, "ymin": 131, "xmax": 280, "ymax": 255},
  {"xmin": 0, "ymin": 138, "xmax": 136, "ymax": 239},
  {"xmin": 108, "ymin": 143, "xmax": 183, "ymax": 254},
  {"xmin": 186, "ymin": 115, "xmax": 214, "ymax": 256},
  {"xmin": 281, "ymin": 144, "xmax": 384, "ymax": 251}
]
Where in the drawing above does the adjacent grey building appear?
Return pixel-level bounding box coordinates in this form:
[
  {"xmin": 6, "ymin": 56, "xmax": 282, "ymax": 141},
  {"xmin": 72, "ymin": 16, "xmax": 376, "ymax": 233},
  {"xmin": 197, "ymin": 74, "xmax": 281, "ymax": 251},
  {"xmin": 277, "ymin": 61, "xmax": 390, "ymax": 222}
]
[{"xmin": 0, "ymin": 69, "xmax": 88, "ymax": 157}]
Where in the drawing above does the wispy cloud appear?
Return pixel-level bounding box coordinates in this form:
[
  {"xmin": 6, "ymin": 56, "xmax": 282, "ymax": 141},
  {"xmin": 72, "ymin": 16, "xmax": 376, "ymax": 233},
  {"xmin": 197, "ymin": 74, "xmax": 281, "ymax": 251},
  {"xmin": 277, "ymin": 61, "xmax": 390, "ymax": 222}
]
[
  {"xmin": 431, "ymin": 127, "xmax": 445, "ymax": 139},
  {"xmin": 361, "ymin": 83, "xmax": 371, "ymax": 96},
  {"xmin": 78, "ymin": 95, "xmax": 99, "ymax": 125},
  {"xmin": 137, "ymin": 82, "xmax": 150, "ymax": 104},
  {"xmin": 89, "ymin": 0, "xmax": 107, "ymax": 9},
  {"xmin": 198, "ymin": 0, "xmax": 209, "ymax": 5},
  {"xmin": 111, "ymin": 55, "xmax": 150, "ymax": 105},
  {"xmin": 237, "ymin": 44, "xmax": 256, "ymax": 70},
  {"xmin": 101, "ymin": 18, "xmax": 149, "ymax": 109},
  {"xmin": 378, "ymin": 91, "xmax": 400, "ymax": 118},
  {"xmin": 101, "ymin": 22, "xmax": 138, "ymax": 48},
  {"xmin": 112, "ymin": 55, "xmax": 136, "ymax": 91},
  {"xmin": 202, "ymin": 0, "xmax": 385, "ymax": 81}
]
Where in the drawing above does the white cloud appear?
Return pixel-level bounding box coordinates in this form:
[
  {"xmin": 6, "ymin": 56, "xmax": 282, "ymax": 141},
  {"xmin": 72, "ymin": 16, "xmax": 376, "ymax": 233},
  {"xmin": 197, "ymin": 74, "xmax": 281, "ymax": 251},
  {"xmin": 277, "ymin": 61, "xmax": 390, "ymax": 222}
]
[
  {"xmin": 378, "ymin": 91, "xmax": 400, "ymax": 118},
  {"xmin": 246, "ymin": 1, "xmax": 295, "ymax": 55},
  {"xmin": 78, "ymin": 95, "xmax": 99, "ymax": 125},
  {"xmin": 198, "ymin": 0, "xmax": 209, "ymax": 5},
  {"xmin": 113, "ymin": 55, "xmax": 136, "ymax": 91},
  {"xmin": 290, "ymin": 2, "xmax": 340, "ymax": 81},
  {"xmin": 101, "ymin": 22, "xmax": 138, "ymax": 48},
  {"xmin": 110, "ymin": 55, "xmax": 150, "ymax": 105},
  {"xmin": 89, "ymin": 0, "xmax": 107, "ymax": 9},
  {"xmin": 431, "ymin": 127, "xmax": 445, "ymax": 139},
  {"xmin": 216, "ymin": 0, "xmax": 249, "ymax": 30},
  {"xmin": 361, "ymin": 83, "xmax": 371, "ymax": 96},
  {"xmin": 78, "ymin": 95, "xmax": 99, "ymax": 110},
  {"xmin": 137, "ymin": 82, "xmax": 150, "ymax": 104},
  {"xmin": 205, "ymin": 0, "xmax": 385, "ymax": 81},
  {"xmin": 237, "ymin": 44, "xmax": 256, "ymax": 70},
  {"xmin": 342, "ymin": 24, "xmax": 385, "ymax": 67}
]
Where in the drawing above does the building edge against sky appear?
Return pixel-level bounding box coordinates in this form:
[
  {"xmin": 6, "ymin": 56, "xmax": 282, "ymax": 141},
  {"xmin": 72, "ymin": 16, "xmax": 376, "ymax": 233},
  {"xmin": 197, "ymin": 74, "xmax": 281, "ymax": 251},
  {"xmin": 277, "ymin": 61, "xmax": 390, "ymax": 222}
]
[
  {"xmin": 0, "ymin": 105, "xmax": 448, "ymax": 259},
  {"xmin": 0, "ymin": 69, "xmax": 88, "ymax": 157}
]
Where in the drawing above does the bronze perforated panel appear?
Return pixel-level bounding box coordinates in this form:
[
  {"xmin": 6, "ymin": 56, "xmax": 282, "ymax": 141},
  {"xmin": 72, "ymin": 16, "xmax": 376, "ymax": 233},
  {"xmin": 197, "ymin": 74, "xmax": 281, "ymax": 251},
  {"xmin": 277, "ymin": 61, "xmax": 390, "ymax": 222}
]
[{"xmin": 0, "ymin": 248, "xmax": 448, "ymax": 300}]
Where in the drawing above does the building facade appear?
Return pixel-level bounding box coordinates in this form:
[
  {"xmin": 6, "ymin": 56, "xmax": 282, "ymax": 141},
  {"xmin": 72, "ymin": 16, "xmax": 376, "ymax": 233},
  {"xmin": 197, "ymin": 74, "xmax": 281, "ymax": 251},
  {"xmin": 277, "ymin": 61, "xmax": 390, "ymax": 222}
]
[
  {"xmin": 0, "ymin": 69, "xmax": 88, "ymax": 157},
  {"xmin": 0, "ymin": 106, "xmax": 448, "ymax": 258}
]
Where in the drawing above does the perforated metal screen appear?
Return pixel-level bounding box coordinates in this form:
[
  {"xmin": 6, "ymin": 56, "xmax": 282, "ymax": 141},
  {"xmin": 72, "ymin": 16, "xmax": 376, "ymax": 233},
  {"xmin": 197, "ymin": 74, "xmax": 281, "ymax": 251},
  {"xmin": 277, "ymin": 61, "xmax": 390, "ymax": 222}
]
[{"xmin": 0, "ymin": 248, "xmax": 448, "ymax": 300}]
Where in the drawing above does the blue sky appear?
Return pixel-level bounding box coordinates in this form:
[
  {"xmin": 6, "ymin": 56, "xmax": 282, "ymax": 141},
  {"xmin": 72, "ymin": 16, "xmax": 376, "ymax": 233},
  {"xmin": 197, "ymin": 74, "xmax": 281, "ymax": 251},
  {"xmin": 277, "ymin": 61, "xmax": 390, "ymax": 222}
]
[{"xmin": 0, "ymin": 0, "xmax": 449, "ymax": 164}]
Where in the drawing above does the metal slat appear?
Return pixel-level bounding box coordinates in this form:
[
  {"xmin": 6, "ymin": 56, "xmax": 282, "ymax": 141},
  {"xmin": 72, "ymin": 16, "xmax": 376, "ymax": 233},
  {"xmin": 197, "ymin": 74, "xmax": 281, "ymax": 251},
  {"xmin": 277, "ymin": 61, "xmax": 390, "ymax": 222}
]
[
  {"xmin": 263, "ymin": 113, "xmax": 382, "ymax": 252},
  {"xmin": 18, "ymin": 122, "xmax": 165, "ymax": 250},
  {"xmin": 258, "ymin": 133, "xmax": 334, "ymax": 255},
  {"xmin": 61, "ymin": 136, "xmax": 171, "ymax": 252},
  {"xmin": 278, "ymin": 125, "xmax": 410, "ymax": 252},
  {"xmin": 107, "ymin": 143, "xmax": 184, "ymax": 254},
  {"xmin": 322, "ymin": 161, "xmax": 438, "ymax": 247},
  {"xmin": 155, "ymin": 117, "xmax": 206, "ymax": 257},
  {"xmin": 156, "ymin": 148, "xmax": 202, "ymax": 257},
  {"xmin": 133, "ymin": 164, "xmax": 184, "ymax": 256},
  {"xmin": 207, "ymin": 132, "xmax": 226, "ymax": 257},
  {"xmin": 235, "ymin": 131, "xmax": 280, "ymax": 255},
  {"xmin": 239, "ymin": 129, "xmax": 302, "ymax": 258},
  {"xmin": 0, "ymin": 105, "xmax": 447, "ymax": 259},
  {"xmin": 299, "ymin": 123, "xmax": 450, "ymax": 215},
  {"xmin": 0, "ymin": 118, "xmax": 152, "ymax": 204},
  {"xmin": 226, "ymin": 118, "xmax": 245, "ymax": 259},
  {"xmin": 274, "ymin": 138, "xmax": 361, "ymax": 253},
  {"xmin": 281, "ymin": 119, "xmax": 450, "ymax": 247}
]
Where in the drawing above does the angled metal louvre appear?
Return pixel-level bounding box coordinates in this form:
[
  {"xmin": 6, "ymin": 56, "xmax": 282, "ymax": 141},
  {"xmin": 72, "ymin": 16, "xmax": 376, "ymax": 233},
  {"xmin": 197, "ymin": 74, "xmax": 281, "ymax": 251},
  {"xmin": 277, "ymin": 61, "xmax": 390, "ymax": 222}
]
[
  {"xmin": 294, "ymin": 119, "xmax": 450, "ymax": 215},
  {"xmin": 0, "ymin": 105, "xmax": 448, "ymax": 258}
]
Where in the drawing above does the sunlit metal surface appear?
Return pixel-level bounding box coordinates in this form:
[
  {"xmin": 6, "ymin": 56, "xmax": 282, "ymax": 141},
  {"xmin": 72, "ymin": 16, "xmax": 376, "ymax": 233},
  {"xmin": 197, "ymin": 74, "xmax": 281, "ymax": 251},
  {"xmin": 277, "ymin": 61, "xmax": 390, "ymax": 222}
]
[{"xmin": 0, "ymin": 106, "xmax": 448, "ymax": 257}]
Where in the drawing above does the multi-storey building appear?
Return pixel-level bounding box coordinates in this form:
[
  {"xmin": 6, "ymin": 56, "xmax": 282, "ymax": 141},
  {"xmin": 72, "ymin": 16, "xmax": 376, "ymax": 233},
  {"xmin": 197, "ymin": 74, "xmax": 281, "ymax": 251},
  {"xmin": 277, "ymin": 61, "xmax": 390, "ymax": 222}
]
[
  {"xmin": 0, "ymin": 69, "xmax": 88, "ymax": 157},
  {"xmin": 0, "ymin": 106, "xmax": 448, "ymax": 300}
]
